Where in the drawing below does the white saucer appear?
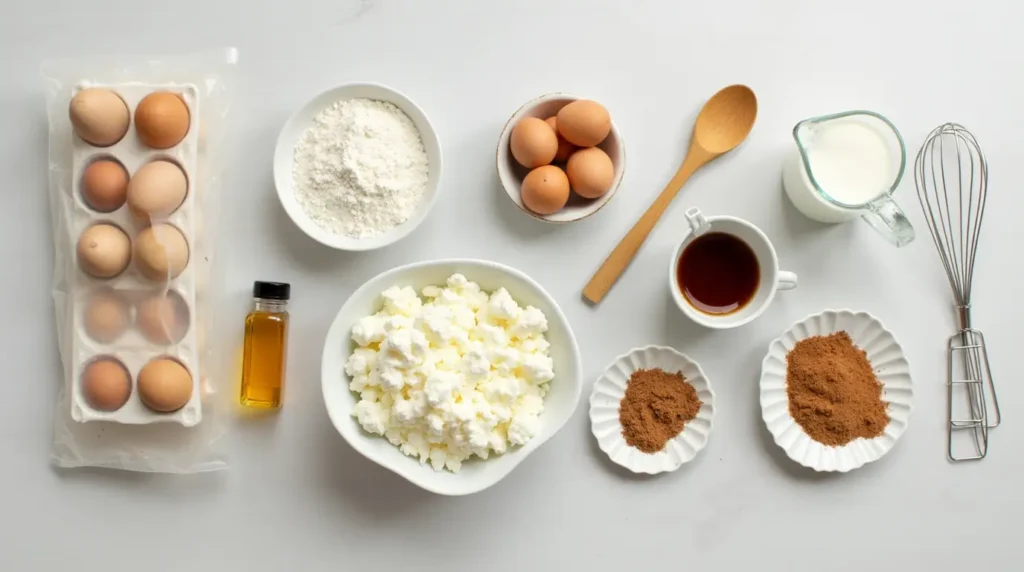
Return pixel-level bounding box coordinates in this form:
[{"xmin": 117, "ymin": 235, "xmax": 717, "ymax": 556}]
[
  {"xmin": 759, "ymin": 309, "xmax": 914, "ymax": 472},
  {"xmin": 589, "ymin": 345, "xmax": 715, "ymax": 474}
]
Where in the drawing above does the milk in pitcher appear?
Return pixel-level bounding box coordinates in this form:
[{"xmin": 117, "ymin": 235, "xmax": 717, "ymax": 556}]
[{"xmin": 783, "ymin": 112, "xmax": 903, "ymax": 224}]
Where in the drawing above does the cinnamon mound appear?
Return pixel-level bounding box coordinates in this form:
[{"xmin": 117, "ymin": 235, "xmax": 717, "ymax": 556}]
[
  {"xmin": 620, "ymin": 368, "xmax": 702, "ymax": 453},
  {"xmin": 786, "ymin": 331, "xmax": 889, "ymax": 446}
]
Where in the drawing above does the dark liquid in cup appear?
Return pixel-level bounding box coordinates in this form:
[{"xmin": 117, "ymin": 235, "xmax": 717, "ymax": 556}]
[{"xmin": 677, "ymin": 232, "xmax": 760, "ymax": 315}]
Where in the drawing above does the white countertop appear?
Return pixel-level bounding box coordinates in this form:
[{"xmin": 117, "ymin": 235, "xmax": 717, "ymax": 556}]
[{"xmin": 2, "ymin": 1, "xmax": 1021, "ymax": 569}]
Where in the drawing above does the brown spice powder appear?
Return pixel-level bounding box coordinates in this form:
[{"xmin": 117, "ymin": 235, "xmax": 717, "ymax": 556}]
[
  {"xmin": 619, "ymin": 368, "xmax": 702, "ymax": 453},
  {"xmin": 786, "ymin": 331, "xmax": 889, "ymax": 447}
]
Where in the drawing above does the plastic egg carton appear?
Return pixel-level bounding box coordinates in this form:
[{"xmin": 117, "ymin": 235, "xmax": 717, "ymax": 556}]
[{"xmin": 69, "ymin": 82, "xmax": 202, "ymax": 426}]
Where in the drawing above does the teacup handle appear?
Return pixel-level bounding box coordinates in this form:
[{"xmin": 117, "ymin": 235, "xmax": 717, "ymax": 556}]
[
  {"xmin": 684, "ymin": 207, "xmax": 710, "ymax": 236},
  {"xmin": 777, "ymin": 271, "xmax": 798, "ymax": 291}
]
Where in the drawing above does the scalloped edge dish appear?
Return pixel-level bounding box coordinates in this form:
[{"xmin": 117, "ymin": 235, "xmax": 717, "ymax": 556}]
[
  {"xmin": 589, "ymin": 345, "xmax": 715, "ymax": 474},
  {"xmin": 759, "ymin": 309, "xmax": 914, "ymax": 472}
]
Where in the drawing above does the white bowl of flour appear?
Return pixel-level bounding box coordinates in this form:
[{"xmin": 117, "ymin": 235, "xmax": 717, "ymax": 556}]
[{"xmin": 274, "ymin": 83, "xmax": 442, "ymax": 251}]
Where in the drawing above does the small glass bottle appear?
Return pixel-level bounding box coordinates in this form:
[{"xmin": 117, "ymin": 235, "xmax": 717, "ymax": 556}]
[{"xmin": 240, "ymin": 281, "xmax": 290, "ymax": 409}]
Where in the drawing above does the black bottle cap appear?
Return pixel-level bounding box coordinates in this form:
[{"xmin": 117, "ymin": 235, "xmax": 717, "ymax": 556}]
[{"xmin": 253, "ymin": 281, "xmax": 290, "ymax": 300}]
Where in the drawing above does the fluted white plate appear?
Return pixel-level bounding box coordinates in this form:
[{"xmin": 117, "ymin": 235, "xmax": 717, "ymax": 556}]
[
  {"xmin": 760, "ymin": 309, "xmax": 914, "ymax": 472},
  {"xmin": 590, "ymin": 346, "xmax": 715, "ymax": 474}
]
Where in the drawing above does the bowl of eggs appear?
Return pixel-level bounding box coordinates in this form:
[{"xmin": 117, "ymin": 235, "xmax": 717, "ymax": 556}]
[{"xmin": 496, "ymin": 94, "xmax": 625, "ymax": 223}]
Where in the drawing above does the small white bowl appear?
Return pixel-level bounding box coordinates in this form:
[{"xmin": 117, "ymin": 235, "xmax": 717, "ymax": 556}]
[
  {"xmin": 589, "ymin": 345, "xmax": 715, "ymax": 474},
  {"xmin": 496, "ymin": 93, "xmax": 625, "ymax": 223},
  {"xmin": 759, "ymin": 309, "xmax": 914, "ymax": 472},
  {"xmin": 321, "ymin": 259, "xmax": 583, "ymax": 495},
  {"xmin": 273, "ymin": 82, "xmax": 443, "ymax": 251}
]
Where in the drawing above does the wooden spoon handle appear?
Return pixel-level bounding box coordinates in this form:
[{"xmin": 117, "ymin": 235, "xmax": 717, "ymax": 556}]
[{"xmin": 583, "ymin": 150, "xmax": 709, "ymax": 304}]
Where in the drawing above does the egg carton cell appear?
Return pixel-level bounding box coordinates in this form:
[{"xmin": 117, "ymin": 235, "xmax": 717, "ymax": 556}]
[
  {"xmin": 80, "ymin": 155, "xmax": 129, "ymax": 213},
  {"xmin": 76, "ymin": 222, "xmax": 132, "ymax": 279},
  {"xmin": 69, "ymin": 88, "xmax": 131, "ymax": 147}
]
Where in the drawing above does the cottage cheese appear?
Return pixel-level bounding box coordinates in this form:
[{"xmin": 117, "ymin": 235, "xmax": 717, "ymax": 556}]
[{"xmin": 345, "ymin": 274, "xmax": 555, "ymax": 472}]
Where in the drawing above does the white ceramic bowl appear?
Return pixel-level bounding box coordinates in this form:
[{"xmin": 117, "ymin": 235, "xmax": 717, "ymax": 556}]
[
  {"xmin": 321, "ymin": 259, "xmax": 583, "ymax": 495},
  {"xmin": 590, "ymin": 346, "xmax": 715, "ymax": 474},
  {"xmin": 759, "ymin": 309, "xmax": 914, "ymax": 472},
  {"xmin": 273, "ymin": 82, "xmax": 443, "ymax": 251},
  {"xmin": 496, "ymin": 93, "xmax": 625, "ymax": 223}
]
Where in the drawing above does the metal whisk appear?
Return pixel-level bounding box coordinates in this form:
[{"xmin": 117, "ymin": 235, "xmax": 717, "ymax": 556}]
[{"xmin": 914, "ymin": 123, "xmax": 1001, "ymax": 462}]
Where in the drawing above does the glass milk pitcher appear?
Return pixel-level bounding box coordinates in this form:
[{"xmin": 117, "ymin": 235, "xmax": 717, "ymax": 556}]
[{"xmin": 782, "ymin": 111, "xmax": 915, "ymax": 246}]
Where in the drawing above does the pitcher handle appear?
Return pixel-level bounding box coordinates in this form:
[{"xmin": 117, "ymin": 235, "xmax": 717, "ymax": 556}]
[{"xmin": 863, "ymin": 195, "xmax": 915, "ymax": 247}]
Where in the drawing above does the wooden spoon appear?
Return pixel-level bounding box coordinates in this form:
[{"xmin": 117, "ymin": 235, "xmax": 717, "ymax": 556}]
[{"xmin": 582, "ymin": 84, "xmax": 758, "ymax": 304}]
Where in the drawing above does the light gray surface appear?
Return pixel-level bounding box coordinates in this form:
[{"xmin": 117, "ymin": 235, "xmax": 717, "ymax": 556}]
[{"xmin": 3, "ymin": 1, "xmax": 1022, "ymax": 570}]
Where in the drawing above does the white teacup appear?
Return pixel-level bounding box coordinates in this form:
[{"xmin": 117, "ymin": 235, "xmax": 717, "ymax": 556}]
[{"xmin": 669, "ymin": 207, "xmax": 797, "ymax": 329}]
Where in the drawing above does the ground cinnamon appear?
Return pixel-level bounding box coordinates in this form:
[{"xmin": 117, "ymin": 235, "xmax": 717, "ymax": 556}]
[
  {"xmin": 619, "ymin": 368, "xmax": 702, "ymax": 453},
  {"xmin": 786, "ymin": 331, "xmax": 889, "ymax": 446}
]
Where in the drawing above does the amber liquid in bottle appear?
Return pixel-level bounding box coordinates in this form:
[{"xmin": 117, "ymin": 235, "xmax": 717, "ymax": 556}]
[{"xmin": 240, "ymin": 282, "xmax": 290, "ymax": 408}]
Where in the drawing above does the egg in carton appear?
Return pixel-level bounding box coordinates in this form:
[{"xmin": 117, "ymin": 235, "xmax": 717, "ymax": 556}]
[{"xmin": 66, "ymin": 82, "xmax": 203, "ymax": 426}]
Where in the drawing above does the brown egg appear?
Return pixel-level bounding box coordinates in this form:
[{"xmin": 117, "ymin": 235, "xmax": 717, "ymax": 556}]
[
  {"xmin": 127, "ymin": 160, "xmax": 187, "ymax": 219},
  {"xmin": 567, "ymin": 147, "xmax": 616, "ymax": 199},
  {"xmin": 137, "ymin": 291, "xmax": 188, "ymax": 344},
  {"xmin": 84, "ymin": 291, "xmax": 130, "ymax": 343},
  {"xmin": 135, "ymin": 92, "xmax": 190, "ymax": 149},
  {"xmin": 77, "ymin": 224, "xmax": 131, "ymax": 278},
  {"xmin": 81, "ymin": 159, "xmax": 129, "ymax": 213},
  {"xmin": 135, "ymin": 224, "xmax": 190, "ymax": 281},
  {"xmin": 137, "ymin": 358, "xmax": 193, "ymax": 412},
  {"xmin": 521, "ymin": 165, "xmax": 570, "ymax": 215},
  {"xmin": 510, "ymin": 117, "xmax": 558, "ymax": 168},
  {"xmin": 556, "ymin": 100, "xmax": 612, "ymax": 147},
  {"xmin": 544, "ymin": 117, "xmax": 577, "ymax": 163},
  {"xmin": 69, "ymin": 89, "xmax": 130, "ymax": 147},
  {"xmin": 81, "ymin": 358, "xmax": 131, "ymax": 412}
]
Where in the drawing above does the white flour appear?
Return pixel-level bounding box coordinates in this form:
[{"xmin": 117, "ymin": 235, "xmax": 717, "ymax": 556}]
[{"xmin": 293, "ymin": 98, "xmax": 429, "ymax": 238}]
